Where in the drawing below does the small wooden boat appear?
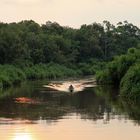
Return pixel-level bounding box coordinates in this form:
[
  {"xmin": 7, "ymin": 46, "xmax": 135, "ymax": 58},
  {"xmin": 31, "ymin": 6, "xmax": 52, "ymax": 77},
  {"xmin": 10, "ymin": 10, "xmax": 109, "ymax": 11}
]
[{"xmin": 69, "ymin": 85, "xmax": 74, "ymax": 92}]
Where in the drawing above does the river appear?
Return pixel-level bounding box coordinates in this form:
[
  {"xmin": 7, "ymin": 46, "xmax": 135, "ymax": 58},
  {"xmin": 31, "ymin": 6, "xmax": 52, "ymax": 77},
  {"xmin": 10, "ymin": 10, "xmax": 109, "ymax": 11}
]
[{"xmin": 0, "ymin": 77, "xmax": 140, "ymax": 140}]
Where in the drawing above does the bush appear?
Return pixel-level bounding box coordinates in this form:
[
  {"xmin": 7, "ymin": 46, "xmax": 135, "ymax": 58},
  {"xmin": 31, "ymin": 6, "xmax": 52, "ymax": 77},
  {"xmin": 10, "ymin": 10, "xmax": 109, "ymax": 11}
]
[
  {"xmin": 0, "ymin": 75, "xmax": 11, "ymax": 87},
  {"xmin": 96, "ymin": 70, "xmax": 112, "ymax": 84},
  {"xmin": 24, "ymin": 65, "xmax": 46, "ymax": 80},
  {"xmin": 78, "ymin": 61, "xmax": 105, "ymax": 76},
  {"xmin": 120, "ymin": 63, "xmax": 140, "ymax": 98},
  {"xmin": 0, "ymin": 65, "xmax": 26, "ymax": 88},
  {"xmin": 24, "ymin": 63, "xmax": 80, "ymax": 80},
  {"xmin": 0, "ymin": 63, "xmax": 83, "ymax": 88},
  {"xmin": 78, "ymin": 63, "xmax": 95, "ymax": 75},
  {"xmin": 96, "ymin": 48, "xmax": 140, "ymax": 85}
]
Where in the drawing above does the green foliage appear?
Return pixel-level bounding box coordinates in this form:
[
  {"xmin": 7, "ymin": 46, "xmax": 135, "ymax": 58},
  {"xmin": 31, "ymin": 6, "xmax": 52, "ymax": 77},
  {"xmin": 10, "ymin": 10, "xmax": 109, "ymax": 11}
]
[
  {"xmin": 96, "ymin": 47, "xmax": 140, "ymax": 98},
  {"xmin": 78, "ymin": 60, "xmax": 106, "ymax": 75},
  {"xmin": 0, "ymin": 65, "xmax": 26, "ymax": 88},
  {"xmin": 78, "ymin": 63, "xmax": 95, "ymax": 75},
  {"xmin": 127, "ymin": 47, "xmax": 136, "ymax": 54},
  {"xmin": 0, "ymin": 20, "xmax": 139, "ymax": 66},
  {"xmin": 0, "ymin": 20, "xmax": 140, "ymax": 91},
  {"xmin": 24, "ymin": 63, "xmax": 80, "ymax": 80},
  {"xmin": 96, "ymin": 48, "xmax": 140, "ymax": 85},
  {"xmin": 0, "ymin": 63, "xmax": 81, "ymax": 88},
  {"xmin": 96, "ymin": 70, "xmax": 112, "ymax": 84},
  {"xmin": 120, "ymin": 63, "xmax": 140, "ymax": 98}
]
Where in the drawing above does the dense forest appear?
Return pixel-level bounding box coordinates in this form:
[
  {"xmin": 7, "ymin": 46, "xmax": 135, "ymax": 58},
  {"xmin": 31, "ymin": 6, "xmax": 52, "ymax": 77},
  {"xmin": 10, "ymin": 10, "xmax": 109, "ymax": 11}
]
[
  {"xmin": 0, "ymin": 20, "xmax": 139, "ymax": 65},
  {"xmin": 0, "ymin": 20, "xmax": 140, "ymax": 97}
]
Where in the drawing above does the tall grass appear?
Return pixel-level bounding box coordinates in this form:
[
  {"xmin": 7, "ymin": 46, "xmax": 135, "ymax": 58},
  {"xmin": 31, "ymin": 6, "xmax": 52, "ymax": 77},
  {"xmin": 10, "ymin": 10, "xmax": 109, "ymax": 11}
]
[
  {"xmin": 24, "ymin": 63, "xmax": 81, "ymax": 80},
  {"xmin": 0, "ymin": 63, "xmax": 81, "ymax": 88},
  {"xmin": 0, "ymin": 65, "xmax": 26, "ymax": 88}
]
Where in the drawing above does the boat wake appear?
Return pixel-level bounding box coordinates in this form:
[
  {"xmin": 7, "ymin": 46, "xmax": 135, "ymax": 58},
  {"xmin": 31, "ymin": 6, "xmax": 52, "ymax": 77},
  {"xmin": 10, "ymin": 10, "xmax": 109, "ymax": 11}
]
[{"xmin": 43, "ymin": 78, "xmax": 96, "ymax": 93}]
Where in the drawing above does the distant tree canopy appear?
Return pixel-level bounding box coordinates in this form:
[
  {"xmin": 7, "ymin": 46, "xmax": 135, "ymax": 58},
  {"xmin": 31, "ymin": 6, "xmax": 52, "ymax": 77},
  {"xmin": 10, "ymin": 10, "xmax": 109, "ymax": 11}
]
[{"xmin": 0, "ymin": 20, "xmax": 140, "ymax": 66}]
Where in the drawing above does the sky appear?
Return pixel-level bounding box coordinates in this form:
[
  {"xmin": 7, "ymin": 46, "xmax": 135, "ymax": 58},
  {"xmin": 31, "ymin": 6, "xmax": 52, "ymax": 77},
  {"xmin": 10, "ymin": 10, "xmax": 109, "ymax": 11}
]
[{"xmin": 0, "ymin": 0, "xmax": 140, "ymax": 28}]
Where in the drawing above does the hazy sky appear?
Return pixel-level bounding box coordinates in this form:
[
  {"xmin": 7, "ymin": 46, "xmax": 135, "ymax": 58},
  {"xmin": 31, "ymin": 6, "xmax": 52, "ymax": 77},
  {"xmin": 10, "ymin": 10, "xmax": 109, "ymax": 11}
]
[{"xmin": 0, "ymin": 0, "xmax": 140, "ymax": 28}]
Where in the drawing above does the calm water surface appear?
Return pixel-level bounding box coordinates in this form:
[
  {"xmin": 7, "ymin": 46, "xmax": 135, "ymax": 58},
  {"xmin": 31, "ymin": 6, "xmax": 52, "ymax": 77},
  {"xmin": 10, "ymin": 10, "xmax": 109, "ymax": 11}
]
[{"xmin": 0, "ymin": 78, "xmax": 140, "ymax": 140}]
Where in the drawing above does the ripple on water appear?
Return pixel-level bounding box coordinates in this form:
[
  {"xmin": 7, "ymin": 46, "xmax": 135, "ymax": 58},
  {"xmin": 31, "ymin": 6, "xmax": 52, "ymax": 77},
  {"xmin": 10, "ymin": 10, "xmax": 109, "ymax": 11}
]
[{"xmin": 43, "ymin": 78, "xmax": 96, "ymax": 93}]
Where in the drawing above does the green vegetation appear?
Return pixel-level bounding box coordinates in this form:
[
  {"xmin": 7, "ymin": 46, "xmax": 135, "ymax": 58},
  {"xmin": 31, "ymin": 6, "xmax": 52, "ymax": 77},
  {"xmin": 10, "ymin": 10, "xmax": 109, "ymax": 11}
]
[
  {"xmin": 0, "ymin": 64, "xmax": 81, "ymax": 88},
  {"xmin": 96, "ymin": 48, "xmax": 140, "ymax": 97},
  {"xmin": 24, "ymin": 63, "xmax": 80, "ymax": 80},
  {"xmin": 96, "ymin": 48, "xmax": 139, "ymax": 84},
  {"xmin": 0, "ymin": 20, "xmax": 139, "ymax": 65},
  {"xmin": 120, "ymin": 63, "xmax": 140, "ymax": 98},
  {"xmin": 0, "ymin": 65, "xmax": 26, "ymax": 88},
  {"xmin": 0, "ymin": 20, "xmax": 140, "ymax": 92}
]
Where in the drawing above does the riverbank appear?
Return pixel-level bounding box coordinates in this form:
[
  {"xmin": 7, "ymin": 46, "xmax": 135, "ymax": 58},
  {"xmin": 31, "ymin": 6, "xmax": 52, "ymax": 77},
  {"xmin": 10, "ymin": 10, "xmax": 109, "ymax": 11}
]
[
  {"xmin": 0, "ymin": 64, "xmax": 81, "ymax": 88},
  {"xmin": 96, "ymin": 48, "xmax": 140, "ymax": 98},
  {"xmin": 0, "ymin": 63, "xmax": 99, "ymax": 89}
]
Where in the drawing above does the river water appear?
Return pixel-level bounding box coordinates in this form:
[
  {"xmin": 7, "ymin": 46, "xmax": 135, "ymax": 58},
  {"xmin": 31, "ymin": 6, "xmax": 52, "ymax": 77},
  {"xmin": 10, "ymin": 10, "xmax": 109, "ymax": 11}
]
[{"xmin": 0, "ymin": 78, "xmax": 140, "ymax": 140}]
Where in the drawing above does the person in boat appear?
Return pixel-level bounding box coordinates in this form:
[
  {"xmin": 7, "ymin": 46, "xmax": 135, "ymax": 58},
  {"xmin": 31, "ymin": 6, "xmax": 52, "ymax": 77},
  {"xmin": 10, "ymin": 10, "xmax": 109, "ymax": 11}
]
[{"xmin": 69, "ymin": 85, "xmax": 74, "ymax": 92}]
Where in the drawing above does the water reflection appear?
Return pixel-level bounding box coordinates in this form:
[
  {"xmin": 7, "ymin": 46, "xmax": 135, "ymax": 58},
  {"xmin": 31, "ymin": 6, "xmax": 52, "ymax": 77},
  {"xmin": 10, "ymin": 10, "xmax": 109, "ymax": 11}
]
[
  {"xmin": 12, "ymin": 133, "xmax": 33, "ymax": 140},
  {"xmin": 0, "ymin": 79, "xmax": 139, "ymax": 125},
  {"xmin": 0, "ymin": 78, "xmax": 140, "ymax": 140},
  {"xmin": 0, "ymin": 118, "xmax": 36, "ymax": 125}
]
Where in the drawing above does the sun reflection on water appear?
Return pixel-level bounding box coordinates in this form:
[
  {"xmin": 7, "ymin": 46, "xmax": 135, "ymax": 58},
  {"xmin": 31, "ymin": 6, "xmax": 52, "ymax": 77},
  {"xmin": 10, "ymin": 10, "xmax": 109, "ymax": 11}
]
[{"xmin": 12, "ymin": 133, "xmax": 33, "ymax": 140}]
